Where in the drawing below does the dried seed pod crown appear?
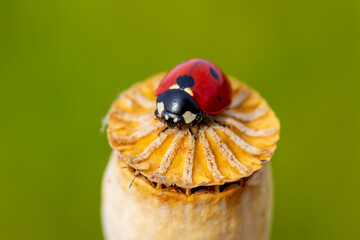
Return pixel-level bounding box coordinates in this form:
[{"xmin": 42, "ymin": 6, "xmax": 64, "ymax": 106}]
[{"xmin": 106, "ymin": 73, "xmax": 280, "ymax": 189}]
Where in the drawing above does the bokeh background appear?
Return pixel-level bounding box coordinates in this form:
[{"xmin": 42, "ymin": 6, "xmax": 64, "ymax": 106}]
[{"xmin": 1, "ymin": 0, "xmax": 359, "ymax": 239}]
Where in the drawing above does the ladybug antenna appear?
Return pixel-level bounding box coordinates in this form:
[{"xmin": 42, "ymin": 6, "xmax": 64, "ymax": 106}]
[{"xmin": 176, "ymin": 75, "xmax": 195, "ymax": 89}]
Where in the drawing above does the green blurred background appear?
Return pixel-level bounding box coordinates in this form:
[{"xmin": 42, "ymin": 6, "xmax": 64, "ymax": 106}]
[{"xmin": 1, "ymin": 0, "xmax": 359, "ymax": 239}]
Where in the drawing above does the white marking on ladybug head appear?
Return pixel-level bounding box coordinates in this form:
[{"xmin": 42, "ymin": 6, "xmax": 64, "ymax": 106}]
[
  {"xmin": 173, "ymin": 118, "xmax": 178, "ymax": 123},
  {"xmin": 184, "ymin": 88, "xmax": 193, "ymax": 96},
  {"xmin": 157, "ymin": 102, "xmax": 165, "ymax": 115},
  {"xmin": 165, "ymin": 114, "xmax": 169, "ymax": 120},
  {"xmin": 182, "ymin": 111, "xmax": 196, "ymax": 124},
  {"xmin": 169, "ymin": 84, "xmax": 180, "ymax": 89}
]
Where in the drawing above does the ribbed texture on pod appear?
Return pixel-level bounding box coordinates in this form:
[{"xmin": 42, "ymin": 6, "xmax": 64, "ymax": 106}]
[{"xmin": 106, "ymin": 73, "xmax": 280, "ymax": 188}]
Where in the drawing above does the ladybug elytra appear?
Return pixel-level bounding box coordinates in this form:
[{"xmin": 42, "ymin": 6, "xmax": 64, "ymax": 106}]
[{"xmin": 154, "ymin": 59, "xmax": 232, "ymax": 136}]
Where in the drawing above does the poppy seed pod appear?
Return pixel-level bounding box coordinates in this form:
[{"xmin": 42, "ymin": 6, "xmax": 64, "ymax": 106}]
[{"xmin": 102, "ymin": 72, "xmax": 280, "ymax": 240}]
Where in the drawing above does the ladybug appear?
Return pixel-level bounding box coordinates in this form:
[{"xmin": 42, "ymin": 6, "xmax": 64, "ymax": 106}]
[{"xmin": 154, "ymin": 59, "xmax": 232, "ymax": 137}]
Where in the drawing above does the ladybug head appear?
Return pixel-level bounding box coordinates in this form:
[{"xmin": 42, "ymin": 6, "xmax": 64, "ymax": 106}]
[{"xmin": 155, "ymin": 89, "xmax": 203, "ymax": 128}]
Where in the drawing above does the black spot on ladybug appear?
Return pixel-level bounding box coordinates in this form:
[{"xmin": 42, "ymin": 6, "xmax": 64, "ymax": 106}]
[
  {"xmin": 209, "ymin": 67, "xmax": 219, "ymax": 79},
  {"xmin": 176, "ymin": 75, "xmax": 195, "ymax": 89},
  {"xmin": 260, "ymin": 160, "xmax": 267, "ymax": 163},
  {"xmin": 218, "ymin": 96, "xmax": 222, "ymax": 102}
]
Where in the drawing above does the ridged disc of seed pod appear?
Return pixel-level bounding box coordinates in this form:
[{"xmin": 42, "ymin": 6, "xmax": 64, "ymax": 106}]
[{"xmin": 106, "ymin": 73, "xmax": 280, "ymax": 189}]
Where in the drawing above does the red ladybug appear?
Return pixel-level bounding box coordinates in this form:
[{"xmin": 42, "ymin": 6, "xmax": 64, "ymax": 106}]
[{"xmin": 155, "ymin": 59, "xmax": 231, "ymax": 136}]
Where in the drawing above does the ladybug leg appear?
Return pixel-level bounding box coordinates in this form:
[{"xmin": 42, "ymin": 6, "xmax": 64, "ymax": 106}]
[
  {"xmin": 158, "ymin": 126, "xmax": 169, "ymax": 136},
  {"xmin": 213, "ymin": 119, "xmax": 230, "ymax": 128},
  {"xmin": 206, "ymin": 114, "xmax": 230, "ymax": 128},
  {"xmin": 188, "ymin": 127, "xmax": 197, "ymax": 140}
]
